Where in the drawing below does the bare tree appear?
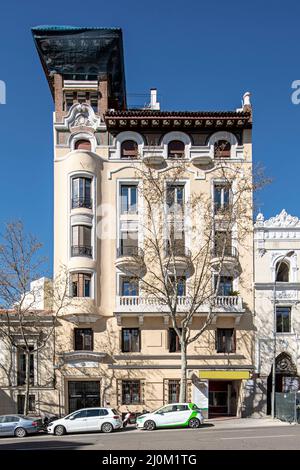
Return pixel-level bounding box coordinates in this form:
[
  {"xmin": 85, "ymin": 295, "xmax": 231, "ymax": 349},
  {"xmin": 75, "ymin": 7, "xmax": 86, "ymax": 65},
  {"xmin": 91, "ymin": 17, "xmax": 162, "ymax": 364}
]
[
  {"xmin": 119, "ymin": 155, "xmax": 268, "ymax": 402},
  {"xmin": 0, "ymin": 221, "xmax": 71, "ymax": 415}
]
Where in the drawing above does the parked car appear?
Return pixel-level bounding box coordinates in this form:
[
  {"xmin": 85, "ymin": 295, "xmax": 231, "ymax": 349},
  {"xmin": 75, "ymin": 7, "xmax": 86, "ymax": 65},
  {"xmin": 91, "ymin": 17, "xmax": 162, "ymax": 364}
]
[
  {"xmin": 136, "ymin": 403, "xmax": 204, "ymax": 431},
  {"xmin": 47, "ymin": 407, "xmax": 122, "ymax": 435},
  {"xmin": 0, "ymin": 415, "xmax": 43, "ymax": 437}
]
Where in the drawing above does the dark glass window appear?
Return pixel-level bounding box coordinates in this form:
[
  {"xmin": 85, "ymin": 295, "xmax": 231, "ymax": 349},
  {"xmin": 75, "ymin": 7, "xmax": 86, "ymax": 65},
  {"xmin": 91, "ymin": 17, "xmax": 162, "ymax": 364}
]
[
  {"xmin": 17, "ymin": 395, "xmax": 35, "ymax": 414},
  {"xmin": 168, "ymin": 140, "xmax": 185, "ymax": 158},
  {"xmin": 72, "ymin": 177, "xmax": 92, "ymax": 209},
  {"xmin": 121, "ymin": 277, "xmax": 139, "ymax": 296},
  {"xmin": 119, "ymin": 232, "xmax": 139, "ymax": 256},
  {"xmin": 71, "ymin": 225, "xmax": 92, "ymax": 257},
  {"xmin": 74, "ymin": 328, "xmax": 94, "ymax": 351},
  {"xmin": 71, "ymin": 273, "xmax": 91, "ymax": 297},
  {"xmin": 276, "ymin": 262, "xmax": 289, "ymax": 282},
  {"xmin": 166, "ymin": 184, "xmax": 184, "ymax": 209},
  {"xmin": 121, "ymin": 140, "xmax": 138, "ymax": 159},
  {"xmin": 216, "ymin": 276, "xmax": 233, "ymax": 296},
  {"xmin": 168, "ymin": 276, "xmax": 186, "ymax": 296},
  {"xmin": 74, "ymin": 140, "xmax": 91, "ymax": 151},
  {"xmin": 214, "ymin": 184, "xmax": 230, "ymax": 212},
  {"xmin": 120, "ymin": 185, "xmax": 138, "ymax": 214},
  {"xmin": 168, "ymin": 380, "xmax": 180, "ymax": 403},
  {"xmin": 121, "ymin": 328, "xmax": 140, "ymax": 352},
  {"xmin": 215, "ymin": 329, "xmax": 236, "ymax": 353},
  {"xmin": 121, "ymin": 380, "xmax": 141, "ymax": 404},
  {"xmin": 276, "ymin": 307, "xmax": 291, "ymax": 333},
  {"xmin": 214, "ymin": 231, "xmax": 232, "ymax": 257},
  {"xmin": 17, "ymin": 346, "xmax": 34, "ymax": 386},
  {"xmin": 169, "ymin": 328, "xmax": 182, "ymax": 353},
  {"xmin": 214, "ymin": 140, "xmax": 231, "ymax": 158}
]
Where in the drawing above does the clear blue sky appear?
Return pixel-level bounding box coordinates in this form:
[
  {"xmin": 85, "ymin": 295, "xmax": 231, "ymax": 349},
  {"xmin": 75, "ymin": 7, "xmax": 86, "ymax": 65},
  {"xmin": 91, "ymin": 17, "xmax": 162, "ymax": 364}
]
[{"xmin": 0, "ymin": 0, "xmax": 299, "ymax": 271}]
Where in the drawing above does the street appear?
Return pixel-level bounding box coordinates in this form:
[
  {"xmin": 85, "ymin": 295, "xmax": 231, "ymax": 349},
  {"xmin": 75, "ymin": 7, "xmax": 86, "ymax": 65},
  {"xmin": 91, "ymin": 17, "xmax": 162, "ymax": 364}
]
[{"xmin": 0, "ymin": 420, "xmax": 299, "ymax": 450}]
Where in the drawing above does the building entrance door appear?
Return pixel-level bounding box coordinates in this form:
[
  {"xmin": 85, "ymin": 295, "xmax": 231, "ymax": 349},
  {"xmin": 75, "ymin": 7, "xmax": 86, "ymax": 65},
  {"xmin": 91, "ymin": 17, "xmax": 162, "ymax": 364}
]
[
  {"xmin": 208, "ymin": 380, "xmax": 236, "ymax": 418},
  {"xmin": 68, "ymin": 381, "xmax": 100, "ymax": 413}
]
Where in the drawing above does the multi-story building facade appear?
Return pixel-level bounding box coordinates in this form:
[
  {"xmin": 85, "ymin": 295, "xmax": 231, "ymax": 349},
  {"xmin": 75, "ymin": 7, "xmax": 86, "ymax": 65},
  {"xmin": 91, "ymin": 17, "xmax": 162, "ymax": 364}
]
[
  {"xmin": 19, "ymin": 25, "xmax": 256, "ymax": 418},
  {"xmin": 254, "ymin": 210, "xmax": 300, "ymax": 415}
]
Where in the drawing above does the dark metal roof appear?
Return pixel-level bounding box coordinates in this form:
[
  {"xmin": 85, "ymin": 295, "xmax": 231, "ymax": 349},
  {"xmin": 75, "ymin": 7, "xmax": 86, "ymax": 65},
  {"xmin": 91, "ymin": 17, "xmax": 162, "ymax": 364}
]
[{"xmin": 31, "ymin": 26, "xmax": 126, "ymax": 108}]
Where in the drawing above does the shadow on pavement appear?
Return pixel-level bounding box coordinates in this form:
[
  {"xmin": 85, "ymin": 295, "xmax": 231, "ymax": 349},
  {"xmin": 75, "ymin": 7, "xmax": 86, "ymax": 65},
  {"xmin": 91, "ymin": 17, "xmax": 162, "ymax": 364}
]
[{"xmin": 0, "ymin": 440, "xmax": 93, "ymax": 450}]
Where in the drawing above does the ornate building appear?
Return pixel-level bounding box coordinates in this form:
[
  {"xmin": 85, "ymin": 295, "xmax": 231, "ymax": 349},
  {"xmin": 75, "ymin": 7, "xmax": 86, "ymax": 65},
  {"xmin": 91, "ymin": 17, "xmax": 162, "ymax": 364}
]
[
  {"xmin": 254, "ymin": 209, "xmax": 300, "ymax": 415},
  {"xmin": 8, "ymin": 25, "xmax": 257, "ymax": 419}
]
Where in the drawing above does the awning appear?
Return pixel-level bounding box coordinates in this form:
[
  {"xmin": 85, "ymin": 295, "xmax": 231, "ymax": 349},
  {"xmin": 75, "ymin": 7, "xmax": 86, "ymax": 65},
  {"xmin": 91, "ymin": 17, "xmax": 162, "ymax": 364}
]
[{"xmin": 199, "ymin": 370, "xmax": 251, "ymax": 380}]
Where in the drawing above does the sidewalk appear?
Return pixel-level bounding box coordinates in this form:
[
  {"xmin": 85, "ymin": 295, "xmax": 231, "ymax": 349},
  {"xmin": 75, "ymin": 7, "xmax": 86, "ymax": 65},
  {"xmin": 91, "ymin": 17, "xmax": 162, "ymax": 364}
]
[{"xmin": 206, "ymin": 417, "xmax": 295, "ymax": 430}]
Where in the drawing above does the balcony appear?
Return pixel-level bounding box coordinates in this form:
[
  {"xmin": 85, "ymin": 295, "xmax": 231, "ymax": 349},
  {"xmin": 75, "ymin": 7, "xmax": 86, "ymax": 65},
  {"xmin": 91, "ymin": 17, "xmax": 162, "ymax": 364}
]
[
  {"xmin": 163, "ymin": 245, "xmax": 192, "ymax": 273},
  {"xmin": 115, "ymin": 295, "xmax": 244, "ymax": 315},
  {"xmin": 190, "ymin": 147, "xmax": 213, "ymax": 166},
  {"xmin": 115, "ymin": 246, "xmax": 145, "ymax": 273},
  {"xmin": 210, "ymin": 246, "xmax": 239, "ymax": 272},
  {"xmin": 142, "ymin": 147, "xmax": 164, "ymax": 165},
  {"xmin": 72, "ymin": 197, "xmax": 92, "ymax": 210},
  {"xmin": 71, "ymin": 245, "xmax": 93, "ymax": 258}
]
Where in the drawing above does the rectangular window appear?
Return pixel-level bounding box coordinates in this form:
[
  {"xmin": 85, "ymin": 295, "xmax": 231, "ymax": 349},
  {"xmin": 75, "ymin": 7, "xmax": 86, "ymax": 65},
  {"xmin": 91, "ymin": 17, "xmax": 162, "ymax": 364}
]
[
  {"xmin": 71, "ymin": 273, "xmax": 91, "ymax": 297},
  {"xmin": 90, "ymin": 92, "xmax": 98, "ymax": 113},
  {"xmin": 169, "ymin": 328, "xmax": 182, "ymax": 353},
  {"xmin": 17, "ymin": 346, "xmax": 34, "ymax": 386},
  {"xmin": 168, "ymin": 380, "xmax": 180, "ymax": 403},
  {"xmin": 214, "ymin": 231, "xmax": 232, "ymax": 257},
  {"xmin": 166, "ymin": 184, "xmax": 184, "ymax": 209},
  {"xmin": 72, "ymin": 177, "xmax": 92, "ymax": 209},
  {"xmin": 120, "ymin": 231, "xmax": 138, "ymax": 256},
  {"xmin": 215, "ymin": 329, "xmax": 236, "ymax": 353},
  {"xmin": 120, "ymin": 277, "xmax": 139, "ymax": 296},
  {"xmin": 214, "ymin": 184, "xmax": 230, "ymax": 213},
  {"xmin": 120, "ymin": 185, "xmax": 138, "ymax": 214},
  {"xmin": 216, "ymin": 276, "xmax": 233, "ymax": 296},
  {"xmin": 168, "ymin": 276, "xmax": 186, "ymax": 296},
  {"xmin": 71, "ymin": 225, "xmax": 92, "ymax": 257},
  {"xmin": 74, "ymin": 328, "xmax": 94, "ymax": 351},
  {"xmin": 17, "ymin": 395, "xmax": 35, "ymax": 414},
  {"xmin": 121, "ymin": 328, "xmax": 140, "ymax": 352},
  {"xmin": 276, "ymin": 307, "xmax": 291, "ymax": 333},
  {"xmin": 122, "ymin": 380, "xmax": 141, "ymax": 405}
]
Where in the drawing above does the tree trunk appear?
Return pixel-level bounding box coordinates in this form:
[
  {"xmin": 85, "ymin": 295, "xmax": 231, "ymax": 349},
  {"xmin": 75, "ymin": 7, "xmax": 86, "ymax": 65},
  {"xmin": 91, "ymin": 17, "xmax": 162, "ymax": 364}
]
[
  {"xmin": 24, "ymin": 350, "xmax": 31, "ymax": 415},
  {"xmin": 179, "ymin": 341, "xmax": 187, "ymax": 402}
]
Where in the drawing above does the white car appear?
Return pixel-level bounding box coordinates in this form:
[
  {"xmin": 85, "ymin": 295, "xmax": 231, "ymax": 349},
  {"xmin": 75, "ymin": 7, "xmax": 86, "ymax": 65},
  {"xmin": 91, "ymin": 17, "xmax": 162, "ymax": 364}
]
[
  {"xmin": 136, "ymin": 403, "xmax": 204, "ymax": 431},
  {"xmin": 47, "ymin": 407, "xmax": 122, "ymax": 435}
]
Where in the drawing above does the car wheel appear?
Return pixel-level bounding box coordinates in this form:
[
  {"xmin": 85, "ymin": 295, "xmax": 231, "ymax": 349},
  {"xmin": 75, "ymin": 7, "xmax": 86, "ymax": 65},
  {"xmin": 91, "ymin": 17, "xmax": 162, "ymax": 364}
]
[
  {"xmin": 188, "ymin": 417, "xmax": 200, "ymax": 428},
  {"xmin": 144, "ymin": 420, "xmax": 156, "ymax": 431},
  {"xmin": 15, "ymin": 427, "xmax": 27, "ymax": 438},
  {"xmin": 101, "ymin": 422, "xmax": 113, "ymax": 433},
  {"xmin": 54, "ymin": 425, "xmax": 66, "ymax": 436}
]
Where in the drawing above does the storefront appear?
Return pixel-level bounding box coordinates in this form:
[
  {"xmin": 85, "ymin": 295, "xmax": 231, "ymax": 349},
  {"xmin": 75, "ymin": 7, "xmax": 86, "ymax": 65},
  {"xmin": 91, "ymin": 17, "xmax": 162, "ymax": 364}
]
[{"xmin": 193, "ymin": 370, "xmax": 251, "ymax": 418}]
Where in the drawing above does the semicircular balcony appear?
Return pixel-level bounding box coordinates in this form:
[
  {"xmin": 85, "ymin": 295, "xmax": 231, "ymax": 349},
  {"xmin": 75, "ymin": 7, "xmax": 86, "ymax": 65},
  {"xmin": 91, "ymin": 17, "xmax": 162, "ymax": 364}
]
[
  {"xmin": 142, "ymin": 147, "xmax": 165, "ymax": 166},
  {"xmin": 210, "ymin": 246, "xmax": 239, "ymax": 272},
  {"xmin": 190, "ymin": 147, "xmax": 213, "ymax": 166},
  {"xmin": 115, "ymin": 245, "xmax": 145, "ymax": 274},
  {"xmin": 163, "ymin": 243, "xmax": 192, "ymax": 273}
]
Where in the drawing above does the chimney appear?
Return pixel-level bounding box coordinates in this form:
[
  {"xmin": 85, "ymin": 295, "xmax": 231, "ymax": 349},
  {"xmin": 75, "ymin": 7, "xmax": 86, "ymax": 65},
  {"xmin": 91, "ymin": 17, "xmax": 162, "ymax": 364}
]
[
  {"xmin": 150, "ymin": 88, "xmax": 160, "ymax": 110},
  {"xmin": 242, "ymin": 91, "xmax": 251, "ymax": 110}
]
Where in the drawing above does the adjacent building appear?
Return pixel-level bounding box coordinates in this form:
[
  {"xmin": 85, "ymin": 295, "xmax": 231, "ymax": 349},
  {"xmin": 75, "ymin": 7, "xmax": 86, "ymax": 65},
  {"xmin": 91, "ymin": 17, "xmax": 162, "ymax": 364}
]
[{"xmin": 254, "ymin": 210, "xmax": 300, "ymax": 415}]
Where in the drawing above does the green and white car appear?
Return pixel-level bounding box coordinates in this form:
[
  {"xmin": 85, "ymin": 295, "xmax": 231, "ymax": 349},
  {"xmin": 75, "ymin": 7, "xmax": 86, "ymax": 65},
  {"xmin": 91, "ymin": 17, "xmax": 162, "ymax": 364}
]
[{"xmin": 136, "ymin": 403, "xmax": 204, "ymax": 431}]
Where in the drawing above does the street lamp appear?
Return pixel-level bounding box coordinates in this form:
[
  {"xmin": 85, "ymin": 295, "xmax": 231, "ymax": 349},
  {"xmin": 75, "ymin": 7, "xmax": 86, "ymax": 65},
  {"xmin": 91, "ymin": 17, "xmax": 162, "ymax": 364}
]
[{"xmin": 271, "ymin": 250, "xmax": 295, "ymax": 419}]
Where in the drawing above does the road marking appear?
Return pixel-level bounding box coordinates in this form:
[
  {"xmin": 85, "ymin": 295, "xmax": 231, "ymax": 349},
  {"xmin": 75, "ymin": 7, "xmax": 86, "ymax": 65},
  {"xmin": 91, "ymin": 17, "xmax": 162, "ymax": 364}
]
[{"xmin": 221, "ymin": 434, "xmax": 297, "ymax": 440}]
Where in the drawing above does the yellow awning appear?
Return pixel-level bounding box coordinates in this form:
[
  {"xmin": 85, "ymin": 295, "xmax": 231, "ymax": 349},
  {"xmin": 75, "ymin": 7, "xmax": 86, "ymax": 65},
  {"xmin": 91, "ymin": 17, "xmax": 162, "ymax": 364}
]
[{"xmin": 199, "ymin": 370, "xmax": 251, "ymax": 380}]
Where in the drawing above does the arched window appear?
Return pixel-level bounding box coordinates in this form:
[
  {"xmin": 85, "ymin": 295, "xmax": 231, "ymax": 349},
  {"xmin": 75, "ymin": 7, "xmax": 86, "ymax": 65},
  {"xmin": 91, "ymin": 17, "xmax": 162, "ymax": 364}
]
[
  {"xmin": 75, "ymin": 139, "xmax": 91, "ymax": 151},
  {"xmin": 168, "ymin": 140, "xmax": 185, "ymax": 158},
  {"xmin": 121, "ymin": 140, "xmax": 138, "ymax": 159},
  {"xmin": 214, "ymin": 140, "xmax": 231, "ymax": 158},
  {"xmin": 276, "ymin": 261, "xmax": 289, "ymax": 282}
]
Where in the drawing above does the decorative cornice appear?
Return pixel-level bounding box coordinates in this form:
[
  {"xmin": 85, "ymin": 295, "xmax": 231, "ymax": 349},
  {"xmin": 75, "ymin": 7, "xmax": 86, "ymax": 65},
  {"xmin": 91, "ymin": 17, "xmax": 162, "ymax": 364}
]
[
  {"xmin": 255, "ymin": 210, "xmax": 300, "ymax": 229},
  {"xmin": 105, "ymin": 110, "xmax": 251, "ymax": 131}
]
